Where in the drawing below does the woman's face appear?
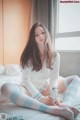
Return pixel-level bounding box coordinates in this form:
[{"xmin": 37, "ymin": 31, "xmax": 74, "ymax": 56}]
[{"xmin": 35, "ymin": 26, "xmax": 46, "ymax": 46}]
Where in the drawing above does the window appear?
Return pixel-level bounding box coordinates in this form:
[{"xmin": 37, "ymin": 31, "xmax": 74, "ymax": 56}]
[{"xmin": 55, "ymin": 0, "xmax": 80, "ymax": 51}]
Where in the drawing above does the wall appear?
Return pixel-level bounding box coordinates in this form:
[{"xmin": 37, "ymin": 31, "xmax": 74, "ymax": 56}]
[
  {"xmin": 59, "ymin": 51, "xmax": 80, "ymax": 77},
  {"xmin": 0, "ymin": 0, "xmax": 32, "ymax": 64},
  {"xmin": 0, "ymin": 0, "xmax": 3, "ymax": 64}
]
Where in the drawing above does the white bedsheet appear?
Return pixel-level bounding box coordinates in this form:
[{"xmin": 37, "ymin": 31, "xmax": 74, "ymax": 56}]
[
  {"xmin": 0, "ymin": 74, "xmax": 21, "ymax": 87},
  {"xmin": 0, "ymin": 103, "xmax": 65, "ymax": 120}
]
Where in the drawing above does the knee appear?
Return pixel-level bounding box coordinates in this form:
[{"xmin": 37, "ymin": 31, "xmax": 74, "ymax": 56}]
[
  {"xmin": 1, "ymin": 83, "xmax": 11, "ymax": 96},
  {"xmin": 72, "ymin": 75, "xmax": 80, "ymax": 83},
  {"xmin": 73, "ymin": 75, "xmax": 80, "ymax": 80}
]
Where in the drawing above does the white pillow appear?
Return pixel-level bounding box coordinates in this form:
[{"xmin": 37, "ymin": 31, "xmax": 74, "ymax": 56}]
[
  {"xmin": 5, "ymin": 64, "xmax": 21, "ymax": 76},
  {"xmin": 0, "ymin": 65, "xmax": 5, "ymax": 75}
]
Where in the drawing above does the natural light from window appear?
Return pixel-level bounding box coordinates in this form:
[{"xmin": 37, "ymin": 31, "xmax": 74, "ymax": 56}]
[{"xmin": 55, "ymin": 0, "xmax": 80, "ymax": 50}]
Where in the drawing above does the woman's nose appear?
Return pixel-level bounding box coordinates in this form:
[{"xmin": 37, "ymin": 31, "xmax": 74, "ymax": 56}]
[{"xmin": 40, "ymin": 34, "xmax": 43, "ymax": 38}]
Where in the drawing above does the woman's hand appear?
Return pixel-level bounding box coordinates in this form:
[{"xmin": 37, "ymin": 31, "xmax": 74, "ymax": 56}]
[
  {"xmin": 55, "ymin": 97, "xmax": 63, "ymax": 105},
  {"xmin": 40, "ymin": 96, "xmax": 56, "ymax": 106}
]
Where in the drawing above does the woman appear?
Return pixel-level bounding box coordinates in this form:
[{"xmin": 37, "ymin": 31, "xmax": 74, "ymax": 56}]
[{"xmin": 1, "ymin": 23, "xmax": 80, "ymax": 119}]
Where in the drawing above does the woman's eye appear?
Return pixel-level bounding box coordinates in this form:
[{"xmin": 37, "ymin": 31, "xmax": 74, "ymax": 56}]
[
  {"xmin": 35, "ymin": 32, "xmax": 45, "ymax": 37},
  {"xmin": 35, "ymin": 34, "xmax": 38, "ymax": 37},
  {"xmin": 42, "ymin": 32, "xmax": 45, "ymax": 34}
]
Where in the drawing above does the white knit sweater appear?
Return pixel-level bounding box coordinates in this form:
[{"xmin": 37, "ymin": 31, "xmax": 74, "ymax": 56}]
[{"xmin": 21, "ymin": 52, "xmax": 60, "ymax": 100}]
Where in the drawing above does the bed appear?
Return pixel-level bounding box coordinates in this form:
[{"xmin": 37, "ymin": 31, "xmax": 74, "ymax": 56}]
[
  {"xmin": 0, "ymin": 103, "xmax": 65, "ymax": 120},
  {"xmin": 0, "ymin": 64, "xmax": 80, "ymax": 120}
]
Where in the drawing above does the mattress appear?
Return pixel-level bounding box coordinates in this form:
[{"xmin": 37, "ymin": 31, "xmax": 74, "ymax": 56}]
[
  {"xmin": 0, "ymin": 75, "xmax": 65, "ymax": 120},
  {"xmin": 0, "ymin": 75, "xmax": 80, "ymax": 120},
  {"xmin": 0, "ymin": 103, "xmax": 65, "ymax": 120}
]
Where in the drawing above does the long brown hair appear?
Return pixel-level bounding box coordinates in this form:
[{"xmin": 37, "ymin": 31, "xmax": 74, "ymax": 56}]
[{"xmin": 20, "ymin": 23, "xmax": 53, "ymax": 71}]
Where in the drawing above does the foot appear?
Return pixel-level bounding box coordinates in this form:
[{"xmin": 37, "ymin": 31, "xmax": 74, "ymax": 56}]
[
  {"xmin": 59, "ymin": 104, "xmax": 80, "ymax": 118},
  {"xmin": 49, "ymin": 106, "xmax": 74, "ymax": 119}
]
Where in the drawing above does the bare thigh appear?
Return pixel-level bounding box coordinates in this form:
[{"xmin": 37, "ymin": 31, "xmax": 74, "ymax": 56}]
[
  {"xmin": 41, "ymin": 79, "xmax": 67, "ymax": 96},
  {"xmin": 19, "ymin": 79, "xmax": 67, "ymax": 97},
  {"xmin": 41, "ymin": 84, "xmax": 50, "ymax": 96},
  {"xmin": 58, "ymin": 79, "xmax": 67, "ymax": 93}
]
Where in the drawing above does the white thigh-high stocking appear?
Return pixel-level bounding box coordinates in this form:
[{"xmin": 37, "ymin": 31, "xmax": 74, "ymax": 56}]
[
  {"xmin": 1, "ymin": 83, "xmax": 74, "ymax": 120},
  {"xmin": 60, "ymin": 75, "xmax": 80, "ymax": 118}
]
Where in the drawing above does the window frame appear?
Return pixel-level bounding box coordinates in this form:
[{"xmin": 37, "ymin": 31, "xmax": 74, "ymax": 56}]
[{"xmin": 55, "ymin": 0, "xmax": 80, "ymax": 51}]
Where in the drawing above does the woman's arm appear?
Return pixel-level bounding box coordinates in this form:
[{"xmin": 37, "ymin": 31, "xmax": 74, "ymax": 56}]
[
  {"xmin": 21, "ymin": 67, "xmax": 44, "ymax": 101},
  {"xmin": 21, "ymin": 67, "xmax": 54, "ymax": 105},
  {"xmin": 50, "ymin": 52, "xmax": 60, "ymax": 101}
]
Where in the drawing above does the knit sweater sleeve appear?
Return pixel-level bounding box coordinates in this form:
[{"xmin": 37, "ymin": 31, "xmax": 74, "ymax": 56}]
[
  {"xmin": 21, "ymin": 66, "xmax": 44, "ymax": 100},
  {"xmin": 50, "ymin": 52, "xmax": 60, "ymax": 89}
]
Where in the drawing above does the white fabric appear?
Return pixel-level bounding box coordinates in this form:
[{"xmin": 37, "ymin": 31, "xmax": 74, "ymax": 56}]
[
  {"xmin": 0, "ymin": 65, "xmax": 5, "ymax": 75},
  {"xmin": 0, "ymin": 74, "xmax": 22, "ymax": 88},
  {"xmin": 0, "ymin": 74, "xmax": 22, "ymax": 103},
  {"xmin": 0, "ymin": 103, "xmax": 65, "ymax": 120},
  {"xmin": 5, "ymin": 64, "xmax": 21, "ymax": 76},
  {"xmin": 50, "ymin": 53, "xmax": 60, "ymax": 89},
  {"xmin": 0, "ymin": 64, "xmax": 21, "ymax": 102},
  {"xmin": 21, "ymin": 52, "xmax": 60, "ymax": 99}
]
